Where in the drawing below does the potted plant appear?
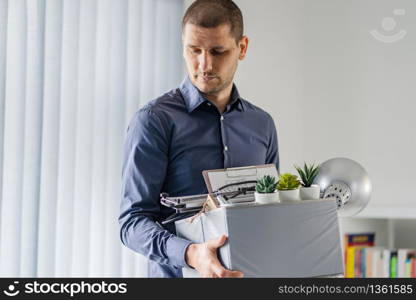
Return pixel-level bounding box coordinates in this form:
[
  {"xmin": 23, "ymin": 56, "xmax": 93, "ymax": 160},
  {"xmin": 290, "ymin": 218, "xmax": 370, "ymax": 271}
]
[
  {"xmin": 276, "ymin": 173, "xmax": 301, "ymax": 201},
  {"xmin": 255, "ymin": 175, "xmax": 279, "ymax": 204},
  {"xmin": 294, "ymin": 163, "xmax": 321, "ymax": 200}
]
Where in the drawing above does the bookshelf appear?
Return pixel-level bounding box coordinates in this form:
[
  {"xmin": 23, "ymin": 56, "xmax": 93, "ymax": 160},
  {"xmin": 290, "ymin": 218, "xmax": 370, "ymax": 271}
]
[
  {"xmin": 340, "ymin": 205, "xmax": 416, "ymax": 249},
  {"xmin": 339, "ymin": 204, "xmax": 416, "ymax": 278}
]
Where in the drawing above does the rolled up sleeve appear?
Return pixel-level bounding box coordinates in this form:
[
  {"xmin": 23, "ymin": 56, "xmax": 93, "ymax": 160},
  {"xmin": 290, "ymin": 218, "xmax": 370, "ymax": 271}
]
[{"xmin": 118, "ymin": 108, "xmax": 192, "ymax": 268}]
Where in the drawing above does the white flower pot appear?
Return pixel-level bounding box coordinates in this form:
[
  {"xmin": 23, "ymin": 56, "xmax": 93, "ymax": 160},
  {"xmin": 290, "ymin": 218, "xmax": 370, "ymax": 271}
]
[
  {"xmin": 278, "ymin": 189, "xmax": 300, "ymax": 202},
  {"xmin": 300, "ymin": 184, "xmax": 321, "ymax": 200},
  {"xmin": 254, "ymin": 191, "xmax": 280, "ymax": 204}
]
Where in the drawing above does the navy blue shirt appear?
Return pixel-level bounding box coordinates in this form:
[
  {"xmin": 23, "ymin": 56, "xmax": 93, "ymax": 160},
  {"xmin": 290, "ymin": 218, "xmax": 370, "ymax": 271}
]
[{"xmin": 119, "ymin": 76, "xmax": 279, "ymax": 277}]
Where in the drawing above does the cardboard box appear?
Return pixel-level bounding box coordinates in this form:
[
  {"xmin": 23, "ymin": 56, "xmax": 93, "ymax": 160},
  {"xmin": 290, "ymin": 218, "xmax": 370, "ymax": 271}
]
[{"xmin": 175, "ymin": 199, "xmax": 344, "ymax": 277}]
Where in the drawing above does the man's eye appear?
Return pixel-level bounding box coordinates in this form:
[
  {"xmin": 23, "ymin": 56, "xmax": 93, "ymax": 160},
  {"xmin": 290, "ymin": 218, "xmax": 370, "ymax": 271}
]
[
  {"xmin": 191, "ymin": 49, "xmax": 201, "ymax": 54},
  {"xmin": 211, "ymin": 50, "xmax": 224, "ymax": 56}
]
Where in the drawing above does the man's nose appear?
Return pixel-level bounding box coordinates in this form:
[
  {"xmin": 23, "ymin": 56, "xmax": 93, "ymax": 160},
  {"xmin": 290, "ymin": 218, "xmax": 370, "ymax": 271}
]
[{"xmin": 198, "ymin": 51, "xmax": 213, "ymax": 73}]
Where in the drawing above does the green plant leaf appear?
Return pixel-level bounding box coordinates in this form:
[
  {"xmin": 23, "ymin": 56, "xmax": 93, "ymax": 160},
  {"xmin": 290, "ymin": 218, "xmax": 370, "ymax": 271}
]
[
  {"xmin": 256, "ymin": 175, "xmax": 277, "ymax": 193},
  {"xmin": 277, "ymin": 173, "xmax": 300, "ymax": 190}
]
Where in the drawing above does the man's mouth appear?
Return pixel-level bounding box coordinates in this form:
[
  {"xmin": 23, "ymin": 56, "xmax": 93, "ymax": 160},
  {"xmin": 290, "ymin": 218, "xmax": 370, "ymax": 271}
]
[{"xmin": 199, "ymin": 75, "xmax": 217, "ymax": 82}]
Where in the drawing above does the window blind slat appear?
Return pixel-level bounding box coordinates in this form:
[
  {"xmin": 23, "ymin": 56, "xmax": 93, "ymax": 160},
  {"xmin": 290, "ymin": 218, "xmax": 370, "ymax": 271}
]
[
  {"xmin": 0, "ymin": 0, "xmax": 27, "ymax": 277},
  {"xmin": 139, "ymin": 0, "xmax": 156, "ymax": 104},
  {"xmin": 0, "ymin": 1, "xmax": 9, "ymax": 238},
  {"xmin": 37, "ymin": 0, "xmax": 63, "ymax": 277},
  {"xmin": 88, "ymin": 0, "xmax": 111, "ymax": 277},
  {"xmin": 103, "ymin": 0, "xmax": 128, "ymax": 277},
  {"xmin": 71, "ymin": 0, "xmax": 97, "ymax": 277},
  {"xmin": 120, "ymin": 0, "xmax": 145, "ymax": 278},
  {"xmin": 54, "ymin": 0, "xmax": 80, "ymax": 277},
  {"xmin": 20, "ymin": 0, "xmax": 45, "ymax": 277}
]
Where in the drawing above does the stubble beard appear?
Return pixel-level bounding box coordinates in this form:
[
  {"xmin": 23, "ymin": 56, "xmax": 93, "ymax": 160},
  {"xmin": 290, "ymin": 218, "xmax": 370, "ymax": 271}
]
[{"xmin": 196, "ymin": 73, "xmax": 234, "ymax": 97}]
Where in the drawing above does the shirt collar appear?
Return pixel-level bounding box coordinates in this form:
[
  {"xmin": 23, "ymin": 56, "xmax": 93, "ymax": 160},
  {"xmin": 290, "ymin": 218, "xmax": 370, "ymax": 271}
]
[{"xmin": 179, "ymin": 76, "xmax": 244, "ymax": 113}]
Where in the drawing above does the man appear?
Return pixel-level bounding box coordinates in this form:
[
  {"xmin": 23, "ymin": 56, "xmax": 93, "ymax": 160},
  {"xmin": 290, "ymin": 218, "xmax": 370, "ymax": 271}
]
[{"xmin": 119, "ymin": 0, "xmax": 279, "ymax": 278}]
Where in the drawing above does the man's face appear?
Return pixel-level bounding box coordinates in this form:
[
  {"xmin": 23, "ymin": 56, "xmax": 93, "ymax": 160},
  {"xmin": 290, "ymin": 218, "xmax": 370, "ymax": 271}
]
[{"xmin": 182, "ymin": 23, "xmax": 248, "ymax": 96}]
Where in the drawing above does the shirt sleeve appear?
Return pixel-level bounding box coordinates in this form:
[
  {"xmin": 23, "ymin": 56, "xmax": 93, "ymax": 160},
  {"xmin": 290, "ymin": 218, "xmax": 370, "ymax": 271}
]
[
  {"xmin": 118, "ymin": 108, "xmax": 192, "ymax": 268},
  {"xmin": 265, "ymin": 115, "xmax": 280, "ymax": 173}
]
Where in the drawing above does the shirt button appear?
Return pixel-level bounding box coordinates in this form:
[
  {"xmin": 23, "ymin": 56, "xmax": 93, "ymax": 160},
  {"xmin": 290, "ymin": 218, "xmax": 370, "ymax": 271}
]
[
  {"xmin": 220, "ymin": 116, "xmax": 224, "ymax": 121},
  {"xmin": 224, "ymin": 146, "xmax": 228, "ymax": 151}
]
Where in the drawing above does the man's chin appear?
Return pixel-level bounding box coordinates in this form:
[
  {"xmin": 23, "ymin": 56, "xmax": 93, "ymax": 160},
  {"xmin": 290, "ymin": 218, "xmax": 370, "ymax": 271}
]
[
  {"xmin": 193, "ymin": 81, "xmax": 220, "ymax": 95},
  {"xmin": 198, "ymin": 86, "xmax": 221, "ymax": 96}
]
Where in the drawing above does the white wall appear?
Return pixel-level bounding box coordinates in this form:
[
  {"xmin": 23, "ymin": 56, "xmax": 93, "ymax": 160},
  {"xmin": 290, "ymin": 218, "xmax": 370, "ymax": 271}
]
[
  {"xmin": 194, "ymin": 0, "xmax": 416, "ymax": 208},
  {"xmin": 235, "ymin": 0, "xmax": 305, "ymax": 175}
]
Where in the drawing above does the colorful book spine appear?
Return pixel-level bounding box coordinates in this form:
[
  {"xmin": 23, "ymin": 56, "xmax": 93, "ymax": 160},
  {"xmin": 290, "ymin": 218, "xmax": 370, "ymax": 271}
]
[
  {"xmin": 362, "ymin": 248, "xmax": 368, "ymax": 278},
  {"xmin": 390, "ymin": 251, "xmax": 398, "ymax": 278},
  {"xmin": 344, "ymin": 233, "xmax": 376, "ymax": 278},
  {"xmin": 365, "ymin": 248, "xmax": 373, "ymax": 278},
  {"xmin": 384, "ymin": 250, "xmax": 392, "ymax": 278},
  {"xmin": 355, "ymin": 248, "xmax": 362, "ymax": 278},
  {"xmin": 405, "ymin": 258, "xmax": 412, "ymax": 278},
  {"xmin": 344, "ymin": 233, "xmax": 375, "ymax": 249},
  {"xmin": 345, "ymin": 246, "xmax": 356, "ymax": 278}
]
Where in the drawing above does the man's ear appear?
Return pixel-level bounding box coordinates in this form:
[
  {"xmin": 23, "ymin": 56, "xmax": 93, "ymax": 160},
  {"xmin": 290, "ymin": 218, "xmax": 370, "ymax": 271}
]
[{"xmin": 238, "ymin": 36, "xmax": 249, "ymax": 60}]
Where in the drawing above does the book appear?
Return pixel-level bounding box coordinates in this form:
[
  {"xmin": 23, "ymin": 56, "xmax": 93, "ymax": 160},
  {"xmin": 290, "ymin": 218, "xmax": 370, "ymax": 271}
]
[
  {"xmin": 344, "ymin": 233, "xmax": 376, "ymax": 248},
  {"xmin": 405, "ymin": 258, "xmax": 412, "ymax": 278},
  {"xmin": 374, "ymin": 248, "xmax": 384, "ymax": 277},
  {"xmin": 398, "ymin": 249, "xmax": 416, "ymax": 278},
  {"xmin": 367, "ymin": 247, "xmax": 384, "ymax": 278},
  {"xmin": 344, "ymin": 233, "xmax": 375, "ymax": 278},
  {"xmin": 365, "ymin": 247, "xmax": 373, "ymax": 278},
  {"xmin": 390, "ymin": 251, "xmax": 398, "ymax": 278},
  {"xmin": 355, "ymin": 247, "xmax": 362, "ymax": 278},
  {"xmin": 375, "ymin": 248, "xmax": 384, "ymax": 277},
  {"xmin": 383, "ymin": 249, "xmax": 391, "ymax": 278},
  {"xmin": 343, "ymin": 232, "xmax": 416, "ymax": 278},
  {"xmin": 365, "ymin": 247, "xmax": 384, "ymax": 277},
  {"xmin": 345, "ymin": 246, "xmax": 356, "ymax": 278}
]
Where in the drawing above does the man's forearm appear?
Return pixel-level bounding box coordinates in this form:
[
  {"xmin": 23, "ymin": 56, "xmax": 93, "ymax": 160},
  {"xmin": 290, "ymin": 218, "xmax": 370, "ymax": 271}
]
[{"xmin": 119, "ymin": 214, "xmax": 192, "ymax": 268}]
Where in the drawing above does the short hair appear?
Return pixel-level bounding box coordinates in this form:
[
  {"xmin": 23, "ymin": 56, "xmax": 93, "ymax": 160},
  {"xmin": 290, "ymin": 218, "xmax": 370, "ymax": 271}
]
[{"xmin": 182, "ymin": 0, "xmax": 244, "ymax": 43}]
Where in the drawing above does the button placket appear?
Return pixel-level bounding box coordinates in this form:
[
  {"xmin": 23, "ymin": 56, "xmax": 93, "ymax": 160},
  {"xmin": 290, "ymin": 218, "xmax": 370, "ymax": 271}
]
[{"xmin": 220, "ymin": 113, "xmax": 229, "ymax": 166}]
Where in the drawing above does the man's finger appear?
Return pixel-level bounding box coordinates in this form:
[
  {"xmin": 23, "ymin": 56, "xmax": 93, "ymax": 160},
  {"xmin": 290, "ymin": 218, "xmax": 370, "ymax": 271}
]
[
  {"xmin": 211, "ymin": 261, "xmax": 243, "ymax": 278},
  {"xmin": 212, "ymin": 263, "xmax": 229, "ymax": 278},
  {"xmin": 213, "ymin": 266, "xmax": 244, "ymax": 278},
  {"xmin": 208, "ymin": 235, "xmax": 227, "ymax": 249},
  {"xmin": 228, "ymin": 270, "xmax": 244, "ymax": 278}
]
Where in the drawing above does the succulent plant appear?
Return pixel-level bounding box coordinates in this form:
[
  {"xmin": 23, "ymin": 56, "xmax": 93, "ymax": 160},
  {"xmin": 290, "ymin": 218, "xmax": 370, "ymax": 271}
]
[
  {"xmin": 276, "ymin": 173, "xmax": 301, "ymax": 190},
  {"xmin": 255, "ymin": 175, "xmax": 277, "ymax": 194},
  {"xmin": 294, "ymin": 163, "xmax": 320, "ymax": 187}
]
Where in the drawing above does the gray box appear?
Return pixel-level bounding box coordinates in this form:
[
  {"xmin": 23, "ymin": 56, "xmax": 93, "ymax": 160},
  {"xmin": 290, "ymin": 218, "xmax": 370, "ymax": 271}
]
[{"xmin": 175, "ymin": 199, "xmax": 344, "ymax": 277}]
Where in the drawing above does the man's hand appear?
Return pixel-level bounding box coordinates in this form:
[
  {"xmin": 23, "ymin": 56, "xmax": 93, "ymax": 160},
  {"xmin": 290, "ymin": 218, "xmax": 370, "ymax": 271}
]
[{"xmin": 185, "ymin": 235, "xmax": 244, "ymax": 278}]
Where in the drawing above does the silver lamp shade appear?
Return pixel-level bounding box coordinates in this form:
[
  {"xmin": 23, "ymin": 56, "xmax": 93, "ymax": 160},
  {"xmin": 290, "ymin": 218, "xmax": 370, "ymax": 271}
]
[{"xmin": 313, "ymin": 157, "xmax": 372, "ymax": 217}]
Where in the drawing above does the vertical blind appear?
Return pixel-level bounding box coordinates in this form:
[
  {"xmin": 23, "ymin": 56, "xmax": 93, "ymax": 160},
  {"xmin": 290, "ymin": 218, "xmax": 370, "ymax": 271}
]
[{"xmin": 0, "ymin": 0, "xmax": 184, "ymax": 277}]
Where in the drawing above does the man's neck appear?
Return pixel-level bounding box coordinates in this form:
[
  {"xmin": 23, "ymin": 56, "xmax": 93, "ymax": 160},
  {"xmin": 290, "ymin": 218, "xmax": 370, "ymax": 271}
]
[{"xmin": 203, "ymin": 83, "xmax": 233, "ymax": 114}]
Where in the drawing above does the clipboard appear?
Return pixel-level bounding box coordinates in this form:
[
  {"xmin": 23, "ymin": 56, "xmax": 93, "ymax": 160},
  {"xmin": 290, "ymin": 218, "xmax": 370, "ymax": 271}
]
[{"xmin": 202, "ymin": 164, "xmax": 279, "ymax": 194}]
